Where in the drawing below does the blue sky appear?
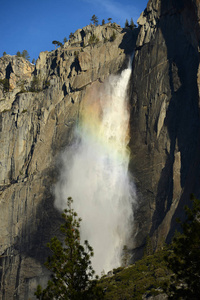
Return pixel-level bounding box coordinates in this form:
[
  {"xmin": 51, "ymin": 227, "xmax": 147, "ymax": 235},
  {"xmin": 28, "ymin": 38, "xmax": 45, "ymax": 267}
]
[{"xmin": 0, "ymin": 0, "xmax": 148, "ymax": 62}]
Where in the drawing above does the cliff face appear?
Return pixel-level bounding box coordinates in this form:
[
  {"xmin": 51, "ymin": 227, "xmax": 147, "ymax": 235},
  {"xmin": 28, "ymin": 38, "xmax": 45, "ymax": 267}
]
[
  {"xmin": 0, "ymin": 24, "xmax": 136, "ymax": 299},
  {"xmin": 1, "ymin": 0, "xmax": 200, "ymax": 297},
  {"xmin": 129, "ymin": 0, "xmax": 200, "ymax": 255}
]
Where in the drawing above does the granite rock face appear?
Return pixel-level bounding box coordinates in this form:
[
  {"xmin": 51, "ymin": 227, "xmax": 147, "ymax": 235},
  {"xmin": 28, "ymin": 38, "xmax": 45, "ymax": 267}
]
[
  {"xmin": 0, "ymin": 24, "xmax": 136, "ymax": 299},
  {"xmin": 129, "ymin": 0, "xmax": 200, "ymax": 256},
  {"xmin": 1, "ymin": 1, "xmax": 200, "ymax": 297}
]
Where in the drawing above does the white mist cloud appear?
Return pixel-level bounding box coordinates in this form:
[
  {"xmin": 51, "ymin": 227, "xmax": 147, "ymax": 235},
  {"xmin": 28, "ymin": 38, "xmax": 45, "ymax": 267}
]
[{"xmin": 54, "ymin": 61, "xmax": 136, "ymax": 275}]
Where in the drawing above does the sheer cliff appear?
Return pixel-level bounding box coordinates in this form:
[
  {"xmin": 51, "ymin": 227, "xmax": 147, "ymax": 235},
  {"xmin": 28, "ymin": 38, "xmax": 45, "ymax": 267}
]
[
  {"xmin": 1, "ymin": 0, "xmax": 200, "ymax": 298},
  {"xmin": 129, "ymin": 0, "xmax": 200, "ymax": 257},
  {"xmin": 0, "ymin": 24, "xmax": 136, "ymax": 299}
]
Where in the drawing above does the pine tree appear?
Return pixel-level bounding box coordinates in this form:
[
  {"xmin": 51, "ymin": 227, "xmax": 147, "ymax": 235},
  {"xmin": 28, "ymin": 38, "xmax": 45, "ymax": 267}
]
[
  {"xmin": 63, "ymin": 37, "xmax": 67, "ymax": 43},
  {"xmin": 108, "ymin": 17, "xmax": 112, "ymax": 23},
  {"xmin": 102, "ymin": 19, "xmax": 105, "ymax": 26},
  {"xmin": 165, "ymin": 194, "xmax": 200, "ymax": 299},
  {"xmin": 16, "ymin": 51, "xmax": 21, "ymax": 57},
  {"xmin": 69, "ymin": 32, "xmax": 74, "ymax": 39},
  {"xmin": 21, "ymin": 50, "xmax": 30, "ymax": 61},
  {"xmin": 125, "ymin": 19, "xmax": 129, "ymax": 28},
  {"xmin": 52, "ymin": 40, "xmax": 59, "ymax": 49},
  {"xmin": 91, "ymin": 15, "xmax": 98, "ymax": 26},
  {"xmin": 130, "ymin": 18, "xmax": 136, "ymax": 30},
  {"xmin": 35, "ymin": 197, "xmax": 103, "ymax": 300},
  {"xmin": 144, "ymin": 235, "xmax": 154, "ymax": 256}
]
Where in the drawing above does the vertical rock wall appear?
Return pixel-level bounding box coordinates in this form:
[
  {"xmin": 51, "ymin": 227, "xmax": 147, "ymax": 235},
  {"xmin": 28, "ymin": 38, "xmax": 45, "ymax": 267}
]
[
  {"xmin": 0, "ymin": 25, "xmax": 136, "ymax": 299},
  {"xmin": 129, "ymin": 0, "xmax": 200, "ymax": 256}
]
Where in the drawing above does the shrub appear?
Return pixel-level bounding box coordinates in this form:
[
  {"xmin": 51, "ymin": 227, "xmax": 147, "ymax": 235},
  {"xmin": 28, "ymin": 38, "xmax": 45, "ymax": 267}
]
[
  {"xmin": 0, "ymin": 78, "xmax": 9, "ymax": 92},
  {"xmin": 88, "ymin": 34, "xmax": 99, "ymax": 45}
]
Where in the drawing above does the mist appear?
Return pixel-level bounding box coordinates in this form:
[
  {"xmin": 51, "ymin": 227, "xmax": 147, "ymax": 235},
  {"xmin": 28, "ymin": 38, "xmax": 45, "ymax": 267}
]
[{"xmin": 54, "ymin": 58, "xmax": 136, "ymax": 275}]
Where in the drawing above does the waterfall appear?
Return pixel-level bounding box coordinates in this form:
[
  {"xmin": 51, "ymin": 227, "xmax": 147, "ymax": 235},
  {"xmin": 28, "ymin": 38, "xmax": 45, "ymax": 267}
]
[{"xmin": 54, "ymin": 58, "xmax": 136, "ymax": 275}]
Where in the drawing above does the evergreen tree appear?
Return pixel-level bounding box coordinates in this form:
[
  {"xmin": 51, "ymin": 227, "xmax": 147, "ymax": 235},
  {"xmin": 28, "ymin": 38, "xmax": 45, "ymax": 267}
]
[
  {"xmin": 102, "ymin": 19, "xmax": 105, "ymax": 25},
  {"xmin": 144, "ymin": 235, "xmax": 154, "ymax": 256},
  {"xmin": 165, "ymin": 194, "xmax": 200, "ymax": 299},
  {"xmin": 32, "ymin": 58, "xmax": 36, "ymax": 64},
  {"xmin": 52, "ymin": 40, "xmax": 60, "ymax": 49},
  {"xmin": 91, "ymin": 15, "xmax": 98, "ymax": 26},
  {"xmin": 35, "ymin": 197, "xmax": 103, "ymax": 300},
  {"xmin": 57, "ymin": 41, "xmax": 63, "ymax": 47},
  {"xmin": 130, "ymin": 18, "xmax": 136, "ymax": 29},
  {"xmin": 125, "ymin": 19, "xmax": 129, "ymax": 28},
  {"xmin": 16, "ymin": 51, "xmax": 21, "ymax": 57},
  {"xmin": 3, "ymin": 51, "xmax": 7, "ymax": 56},
  {"xmin": 108, "ymin": 17, "xmax": 112, "ymax": 23},
  {"xmin": 21, "ymin": 50, "xmax": 30, "ymax": 61},
  {"xmin": 69, "ymin": 32, "xmax": 74, "ymax": 39},
  {"xmin": 63, "ymin": 37, "xmax": 67, "ymax": 43}
]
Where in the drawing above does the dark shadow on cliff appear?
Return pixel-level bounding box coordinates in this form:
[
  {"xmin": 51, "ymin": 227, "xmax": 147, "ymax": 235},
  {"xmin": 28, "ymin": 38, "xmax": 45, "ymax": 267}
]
[
  {"xmin": 119, "ymin": 27, "xmax": 139, "ymax": 55},
  {"xmin": 150, "ymin": 0, "xmax": 200, "ymax": 239},
  {"xmin": 0, "ymin": 127, "xmax": 78, "ymax": 298}
]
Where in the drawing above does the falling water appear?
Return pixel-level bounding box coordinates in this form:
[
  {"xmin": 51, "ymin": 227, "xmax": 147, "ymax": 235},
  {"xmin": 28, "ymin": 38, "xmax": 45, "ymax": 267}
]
[{"xmin": 54, "ymin": 58, "xmax": 136, "ymax": 275}]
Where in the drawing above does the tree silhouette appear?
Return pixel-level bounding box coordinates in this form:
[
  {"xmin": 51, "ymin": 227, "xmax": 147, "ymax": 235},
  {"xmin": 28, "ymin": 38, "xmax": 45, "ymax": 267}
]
[
  {"xmin": 16, "ymin": 51, "xmax": 21, "ymax": 57},
  {"xmin": 125, "ymin": 19, "xmax": 129, "ymax": 28},
  {"xmin": 130, "ymin": 18, "xmax": 136, "ymax": 29},
  {"xmin": 52, "ymin": 40, "xmax": 63, "ymax": 49},
  {"xmin": 21, "ymin": 50, "xmax": 30, "ymax": 61},
  {"xmin": 35, "ymin": 197, "xmax": 103, "ymax": 300},
  {"xmin": 91, "ymin": 15, "xmax": 98, "ymax": 26},
  {"xmin": 165, "ymin": 194, "xmax": 200, "ymax": 299}
]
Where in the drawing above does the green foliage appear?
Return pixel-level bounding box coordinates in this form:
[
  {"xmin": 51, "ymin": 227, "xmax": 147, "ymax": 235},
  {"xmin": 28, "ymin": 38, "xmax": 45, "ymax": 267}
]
[
  {"xmin": 88, "ymin": 34, "xmax": 99, "ymax": 45},
  {"xmin": 0, "ymin": 78, "xmax": 9, "ymax": 92},
  {"xmin": 91, "ymin": 14, "xmax": 98, "ymax": 26},
  {"xmin": 16, "ymin": 51, "xmax": 21, "ymax": 57},
  {"xmin": 130, "ymin": 18, "xmax": 136, "ymax": 30},
  {"xmin": 52, "ymin": 40, "xmax": 63, "ymax": 49},
  {"xmin": 35, "ymin": 197, "xmax": 103, "ymax": 300},
  {"xmin": 102, "ymin": 19, "xmax": 105, "ymax": 25},
  {"xmin": 32, "ymin": 58, "xmax": 36, "ymax": 64},
  {"xmin": 98, "ymin": 248, "xmax": 171, "ymax": 300},
  {"xmin": 21, "ymin": 50, "xmax": 30, "ymax": 61},
  {"xmin": 16, "ymin": 50, "xmax": 30, "ymax": 61},
  {"xmin": 164, "ymin": 194, "xmax": 200, "ymax": 299},
  {"xmin": 107, "ymin": 18, "xmax": 112, "ymax": 23},
  {"xmin": 69, "ymin": 32, "xmax": 74, "ymax": 39},
  {"xmin": 98, "ymin": 195, "xmax": 200, "ymax": 299},
  {"xmin": 63, "ymin": 37, "xmax": 67, "ymax": 43},
  {"xmin": 3, "ymin": 51, "xmax": 7, "ymax": 56},
  {"xmin": 29, "ymin": 76, "xmax": 41, "ymax": 92},
  {"xmin": 125, "ymin": 19, "xmax": 129, "ymax": 28},
  {"xmin": 144, "ymin": 235, "xmax": 154, "ymax": 257}
]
